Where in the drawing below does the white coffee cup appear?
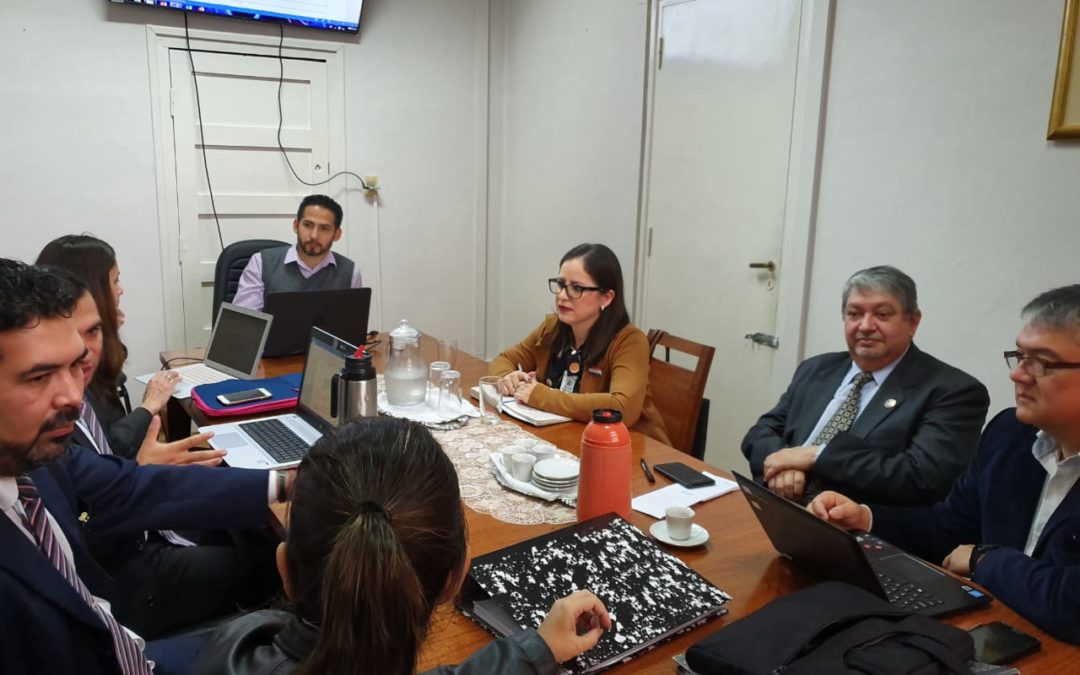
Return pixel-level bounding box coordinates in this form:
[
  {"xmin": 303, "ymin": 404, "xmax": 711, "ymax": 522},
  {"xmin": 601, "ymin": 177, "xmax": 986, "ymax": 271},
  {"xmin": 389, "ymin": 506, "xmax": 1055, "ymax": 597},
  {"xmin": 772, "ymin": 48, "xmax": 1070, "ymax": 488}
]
[
  {"xmin": 517, "ymin": 438, "xmax": 538, "ymax": 449},
  {"xmin": 665, "ymin": 506, "xmax": 695, "ymax": 541},
  {"xmin": 531, "ymin": 444, "xmax": 556, "ymax": 463},
  {"xmin": 510, "ymin": 453, "xmax": 537, "ymax": 482}
]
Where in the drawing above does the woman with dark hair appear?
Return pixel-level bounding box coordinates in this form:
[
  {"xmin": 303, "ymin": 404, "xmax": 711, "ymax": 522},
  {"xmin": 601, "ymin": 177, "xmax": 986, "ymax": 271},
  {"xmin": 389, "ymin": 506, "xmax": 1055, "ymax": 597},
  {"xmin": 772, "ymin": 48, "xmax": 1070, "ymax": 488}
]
[
  {"xmin": 195, "ymin": 417, "xmax": 611, "ymax": 675},
  {"xmin": 490, "ymin": 243, "xmax": 669, "ymax": 443},
  {"xmin": 37, "ymin": 234, "xmax": 179, "ymax": 456}
]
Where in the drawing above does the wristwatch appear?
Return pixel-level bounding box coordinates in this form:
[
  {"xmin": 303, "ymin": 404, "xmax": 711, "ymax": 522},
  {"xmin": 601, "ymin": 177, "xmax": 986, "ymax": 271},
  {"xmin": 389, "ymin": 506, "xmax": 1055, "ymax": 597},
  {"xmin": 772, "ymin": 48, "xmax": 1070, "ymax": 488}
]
[
  {"xmin": 968, "ymin": 544, "xmax": 1000, "ymax": 575},
  {"xmin": 275, "ymin": 470, "xmax": 289, "ymax": 503}
]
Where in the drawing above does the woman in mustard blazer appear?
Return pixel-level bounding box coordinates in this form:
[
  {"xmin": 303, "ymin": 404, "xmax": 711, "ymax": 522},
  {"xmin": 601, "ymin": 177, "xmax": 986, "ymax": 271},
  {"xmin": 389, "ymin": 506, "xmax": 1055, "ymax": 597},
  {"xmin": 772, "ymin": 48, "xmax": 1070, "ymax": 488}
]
[{"xmin": 490, "ymin": 243, "xmax": 670, "ymax": 444}]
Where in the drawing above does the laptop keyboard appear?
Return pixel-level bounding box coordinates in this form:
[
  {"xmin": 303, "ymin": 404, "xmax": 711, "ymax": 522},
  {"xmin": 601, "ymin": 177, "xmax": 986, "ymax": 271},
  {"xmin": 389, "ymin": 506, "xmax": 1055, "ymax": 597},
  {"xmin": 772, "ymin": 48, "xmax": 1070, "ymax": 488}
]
[
  {"xmin": 239, "ymin": 418, "xmax": 310, "ymax": 464},
  {"xmin": 175, "ymin": 363, "xmax": 231, "ymax": 386},
  {"xmin": 876, "ymin": 571, "xmax": 945, "ymax": 612}
]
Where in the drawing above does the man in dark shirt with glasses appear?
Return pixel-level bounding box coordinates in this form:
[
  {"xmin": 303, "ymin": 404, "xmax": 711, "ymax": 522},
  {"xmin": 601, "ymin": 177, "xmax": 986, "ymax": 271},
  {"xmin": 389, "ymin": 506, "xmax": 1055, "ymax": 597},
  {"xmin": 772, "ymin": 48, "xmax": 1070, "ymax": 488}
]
[{"xmin": 810, "ymin": 285, "xmax": 1080, "ymax": 645}]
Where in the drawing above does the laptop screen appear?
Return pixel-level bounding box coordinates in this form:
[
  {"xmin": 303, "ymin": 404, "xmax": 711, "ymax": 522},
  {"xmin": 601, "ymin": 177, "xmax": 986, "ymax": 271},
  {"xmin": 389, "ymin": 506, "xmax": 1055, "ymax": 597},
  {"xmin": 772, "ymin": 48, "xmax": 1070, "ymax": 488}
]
[
  {"xmin": 205, "ymin": 303, "xmax": 273, "ymax": 378},
  {"xmin": 297, "ymin": 327, "xmax": 356, "ymax": 427}
]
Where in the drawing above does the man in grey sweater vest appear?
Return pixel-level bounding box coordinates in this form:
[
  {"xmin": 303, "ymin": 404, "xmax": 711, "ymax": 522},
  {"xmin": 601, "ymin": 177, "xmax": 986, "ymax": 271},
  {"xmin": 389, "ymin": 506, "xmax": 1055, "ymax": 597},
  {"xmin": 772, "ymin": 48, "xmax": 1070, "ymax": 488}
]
[{"xmin": 232, "ymin": 194, "xmax": 362, "ymax": 311}]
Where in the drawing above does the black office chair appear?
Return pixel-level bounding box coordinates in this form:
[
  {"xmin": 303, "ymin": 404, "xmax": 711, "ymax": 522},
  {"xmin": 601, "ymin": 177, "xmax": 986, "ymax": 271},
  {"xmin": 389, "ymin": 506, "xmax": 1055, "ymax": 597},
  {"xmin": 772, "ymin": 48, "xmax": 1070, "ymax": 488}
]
[{"xmin": 211, "ymin": 239, "xmax": 287, "ymax": 323}]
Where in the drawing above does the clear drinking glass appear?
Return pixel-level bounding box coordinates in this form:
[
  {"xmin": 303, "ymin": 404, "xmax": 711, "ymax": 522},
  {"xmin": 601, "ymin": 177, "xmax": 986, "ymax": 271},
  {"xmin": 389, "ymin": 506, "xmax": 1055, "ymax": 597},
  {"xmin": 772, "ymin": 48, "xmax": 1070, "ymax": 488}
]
[
  {"xmin": 438, "ymin": 369, "xmax": 462, "ymax": 415},
  {"xmin": 478, "ymin": 375, "xmax": 502, "ymax": 425},
  {"xmin": 437, "ymin": 338, "xmax": 458, "ymax": 369},
  {"xmin": 428, "ymin": 361, "xmax": 451, "ymax": 406}
]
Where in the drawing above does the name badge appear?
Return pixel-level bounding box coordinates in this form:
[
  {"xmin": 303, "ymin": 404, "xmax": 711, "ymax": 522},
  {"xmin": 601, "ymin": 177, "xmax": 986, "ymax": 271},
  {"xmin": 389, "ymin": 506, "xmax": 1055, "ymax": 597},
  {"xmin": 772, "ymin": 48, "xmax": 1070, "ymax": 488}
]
[{"xmin": 559, "ymin": 373, "xmax": 579, "ymax": 393}]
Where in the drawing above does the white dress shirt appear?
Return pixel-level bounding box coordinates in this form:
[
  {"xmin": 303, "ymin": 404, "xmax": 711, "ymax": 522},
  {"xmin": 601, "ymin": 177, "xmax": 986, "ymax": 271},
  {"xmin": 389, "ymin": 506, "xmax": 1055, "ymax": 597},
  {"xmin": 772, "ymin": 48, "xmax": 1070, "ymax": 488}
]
[{"xmin": 1023, "ymin": 432, "xmax": 1080, "ymax": 556}]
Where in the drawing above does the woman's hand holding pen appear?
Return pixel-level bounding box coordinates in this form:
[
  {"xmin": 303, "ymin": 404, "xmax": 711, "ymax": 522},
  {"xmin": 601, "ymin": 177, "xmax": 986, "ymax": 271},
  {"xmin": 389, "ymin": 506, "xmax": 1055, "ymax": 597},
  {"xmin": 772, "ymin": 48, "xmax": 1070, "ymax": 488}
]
[{"xmin": 497, "ymin": 364, "xmax": 536, "ymax": 396}]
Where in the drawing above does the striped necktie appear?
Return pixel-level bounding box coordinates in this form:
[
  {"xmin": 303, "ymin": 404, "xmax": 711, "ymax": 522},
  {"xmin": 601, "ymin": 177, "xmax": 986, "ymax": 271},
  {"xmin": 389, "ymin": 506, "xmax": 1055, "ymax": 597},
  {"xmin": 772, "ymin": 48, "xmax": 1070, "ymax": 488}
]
[
  {"xmin": 15, "ymin": 475, "xmax": 153, "ymax": 675},
  {"xmin": 79, "ymin": 400, "xmax": 195, "ymax": 548},
  {"xmin": 802, "ymin": 371, "xmax": 876, "ymax": 504}
]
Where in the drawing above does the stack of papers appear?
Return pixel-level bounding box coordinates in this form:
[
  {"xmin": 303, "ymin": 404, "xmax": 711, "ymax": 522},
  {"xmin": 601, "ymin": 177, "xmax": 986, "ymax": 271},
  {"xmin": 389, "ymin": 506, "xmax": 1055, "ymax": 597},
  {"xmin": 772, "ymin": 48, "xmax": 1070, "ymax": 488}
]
[{"xmin": 631, "ymin": 472, "xmax": 738, "ymax": 519}]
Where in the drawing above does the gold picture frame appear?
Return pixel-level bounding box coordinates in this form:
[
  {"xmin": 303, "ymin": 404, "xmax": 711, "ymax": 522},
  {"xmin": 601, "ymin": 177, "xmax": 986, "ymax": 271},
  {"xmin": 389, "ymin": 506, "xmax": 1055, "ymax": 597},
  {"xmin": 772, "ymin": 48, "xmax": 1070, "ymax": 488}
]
[{"xmin": 1049, "ymin": 0, "xmax": 1080, "ymax": 139}]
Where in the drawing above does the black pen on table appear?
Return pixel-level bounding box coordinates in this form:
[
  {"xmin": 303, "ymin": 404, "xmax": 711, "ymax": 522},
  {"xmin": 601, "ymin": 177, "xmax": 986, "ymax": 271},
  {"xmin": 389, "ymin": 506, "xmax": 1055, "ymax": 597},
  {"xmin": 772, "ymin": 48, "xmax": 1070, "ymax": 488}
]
[{"xmin": 640, "ymin": 459, "xmax": 656, "ymax": 483}]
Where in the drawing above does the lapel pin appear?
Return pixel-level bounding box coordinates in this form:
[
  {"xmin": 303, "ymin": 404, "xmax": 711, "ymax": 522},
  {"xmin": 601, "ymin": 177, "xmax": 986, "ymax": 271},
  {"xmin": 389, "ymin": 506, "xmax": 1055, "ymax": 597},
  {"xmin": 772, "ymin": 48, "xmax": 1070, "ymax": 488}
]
[{"xmin": 884, "ymin": 398, "xmax": 897, "ymax": 409}]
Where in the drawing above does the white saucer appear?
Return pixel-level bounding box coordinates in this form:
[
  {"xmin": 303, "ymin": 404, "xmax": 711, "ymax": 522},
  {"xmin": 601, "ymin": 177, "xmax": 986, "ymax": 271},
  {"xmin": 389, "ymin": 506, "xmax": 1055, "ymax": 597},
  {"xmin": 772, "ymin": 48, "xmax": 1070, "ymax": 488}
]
[
  {"xmin": 649, "ymin": 521, "xmax": 709, "ymax": 547},
  {"xmin": 533, "ymin": 458, "xmax": 580, "ymax": 481}
]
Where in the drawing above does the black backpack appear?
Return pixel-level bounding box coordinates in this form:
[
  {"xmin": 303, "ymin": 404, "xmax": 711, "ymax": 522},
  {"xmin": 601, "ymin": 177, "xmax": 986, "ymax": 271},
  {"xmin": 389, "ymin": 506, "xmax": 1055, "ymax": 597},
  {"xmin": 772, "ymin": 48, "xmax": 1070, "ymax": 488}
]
[{"xmin": 686, "ymin": 582, "xmax": 974, "ymax": 675}]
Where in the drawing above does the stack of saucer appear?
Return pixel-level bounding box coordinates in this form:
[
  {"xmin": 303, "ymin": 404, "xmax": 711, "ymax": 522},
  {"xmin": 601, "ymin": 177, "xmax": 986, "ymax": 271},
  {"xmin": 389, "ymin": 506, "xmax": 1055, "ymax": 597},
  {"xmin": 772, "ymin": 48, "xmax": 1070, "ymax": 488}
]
[{"xmin": 530, "ymin": 458, "xmax": 580, "ymax": 492}]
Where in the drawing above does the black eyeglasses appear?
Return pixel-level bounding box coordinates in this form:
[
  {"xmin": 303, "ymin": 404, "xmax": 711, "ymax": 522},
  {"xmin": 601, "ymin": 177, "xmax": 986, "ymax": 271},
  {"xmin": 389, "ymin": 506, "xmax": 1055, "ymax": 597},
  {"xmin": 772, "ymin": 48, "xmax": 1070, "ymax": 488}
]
[
  {"xmin": 548, "ymin": 278, "xmax": 603, "ymax": 299},
  {"xmin": 1004, "ymin": 350, "xmax": 1080, "ymax": 378}
]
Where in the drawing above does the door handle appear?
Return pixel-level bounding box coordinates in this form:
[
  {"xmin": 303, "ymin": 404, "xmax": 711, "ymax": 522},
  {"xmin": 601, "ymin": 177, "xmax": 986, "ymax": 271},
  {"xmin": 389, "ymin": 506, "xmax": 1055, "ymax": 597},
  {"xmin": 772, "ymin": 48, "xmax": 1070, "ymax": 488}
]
[
  {"xmin": 749, "ymin": 261, "xmax": 776, "ymax": 272},
  {"xmin": 745, "ymin": 332, "xmax": 780, "ymax": 349}
]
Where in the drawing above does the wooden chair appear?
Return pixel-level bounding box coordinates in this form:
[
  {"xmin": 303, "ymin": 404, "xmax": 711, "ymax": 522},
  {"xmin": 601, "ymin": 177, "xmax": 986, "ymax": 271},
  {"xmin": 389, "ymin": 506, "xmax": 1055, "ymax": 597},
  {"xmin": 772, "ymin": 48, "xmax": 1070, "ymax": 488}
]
[{"xmin": 646, "ymin": 329, "xmax": 716, "ymax": 458}]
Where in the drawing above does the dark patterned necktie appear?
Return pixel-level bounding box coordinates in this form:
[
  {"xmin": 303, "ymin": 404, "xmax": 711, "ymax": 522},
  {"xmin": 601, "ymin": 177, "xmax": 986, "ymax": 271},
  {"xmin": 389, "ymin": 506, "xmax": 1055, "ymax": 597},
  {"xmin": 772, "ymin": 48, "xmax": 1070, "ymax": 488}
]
[
  {"xmin": 80, "ymin": 400, "xmax": 195, "ymax": 548},
  {"xmin": 15, "ymin": 475, "xmax": 153, "ymax": 675},
  {"xmin": 802, "ymin": 371, "xmax": 875, "ymax": 504}
]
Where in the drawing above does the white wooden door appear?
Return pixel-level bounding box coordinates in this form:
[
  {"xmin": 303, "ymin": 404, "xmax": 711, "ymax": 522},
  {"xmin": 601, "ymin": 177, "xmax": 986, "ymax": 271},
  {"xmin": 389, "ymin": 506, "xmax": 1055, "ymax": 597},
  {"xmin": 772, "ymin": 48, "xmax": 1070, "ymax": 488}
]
[
  {"xmin": 168, "ymin": 47, "xmax": 337, "ymax": 348},
  {"xmin": 640, "ymin": 0, "xmax": 803, "ymax": 469}
]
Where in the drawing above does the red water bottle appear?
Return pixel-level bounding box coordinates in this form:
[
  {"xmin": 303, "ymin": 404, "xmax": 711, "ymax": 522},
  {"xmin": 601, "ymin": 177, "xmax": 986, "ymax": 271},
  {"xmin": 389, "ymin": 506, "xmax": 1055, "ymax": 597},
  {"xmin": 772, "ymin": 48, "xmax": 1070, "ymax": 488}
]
[{"xmin": 577, "ymin": 409, "xmax": 632, "ymax": 522}]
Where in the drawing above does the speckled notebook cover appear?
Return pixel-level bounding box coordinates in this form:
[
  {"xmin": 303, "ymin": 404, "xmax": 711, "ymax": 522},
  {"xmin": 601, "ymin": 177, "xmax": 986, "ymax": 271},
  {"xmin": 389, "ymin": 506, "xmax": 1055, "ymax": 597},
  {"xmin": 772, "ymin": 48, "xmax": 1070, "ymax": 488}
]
[{"xmin": 461, "ymin": 514, "xmax": 731, "ymax": 674}]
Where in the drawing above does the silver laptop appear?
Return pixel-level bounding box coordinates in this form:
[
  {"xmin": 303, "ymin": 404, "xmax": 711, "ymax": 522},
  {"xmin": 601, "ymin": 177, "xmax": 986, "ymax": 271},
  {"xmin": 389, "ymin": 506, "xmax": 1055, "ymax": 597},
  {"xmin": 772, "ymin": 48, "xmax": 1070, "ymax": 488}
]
[
  {"xmin": 168, "ymin": 303, "xmax": 274, "ymax": 399},
  {"xmin": 198, "ymin": 327, "xmax": 355, "ymax": 470}
]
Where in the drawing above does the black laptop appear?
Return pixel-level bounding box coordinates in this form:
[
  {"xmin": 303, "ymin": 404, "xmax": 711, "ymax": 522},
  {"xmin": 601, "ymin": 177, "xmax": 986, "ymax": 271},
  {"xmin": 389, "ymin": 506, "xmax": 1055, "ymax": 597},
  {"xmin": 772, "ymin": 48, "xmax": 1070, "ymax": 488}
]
[
  {"xmin": 732, "ymin": 471, "xmax": 991, "ymax": 617},
  {"xmin": 262, "ymin": 288, "xmax": 371, "ymax": 357}
]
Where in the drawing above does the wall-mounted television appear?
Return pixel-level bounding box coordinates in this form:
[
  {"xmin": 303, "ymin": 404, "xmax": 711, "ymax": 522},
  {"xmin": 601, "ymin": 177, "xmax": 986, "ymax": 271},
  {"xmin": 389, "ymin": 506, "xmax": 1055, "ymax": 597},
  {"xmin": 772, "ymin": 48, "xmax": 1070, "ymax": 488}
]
[{"xmin": 110, "ymin": 0, "xmax": 364, "ymax": 34}]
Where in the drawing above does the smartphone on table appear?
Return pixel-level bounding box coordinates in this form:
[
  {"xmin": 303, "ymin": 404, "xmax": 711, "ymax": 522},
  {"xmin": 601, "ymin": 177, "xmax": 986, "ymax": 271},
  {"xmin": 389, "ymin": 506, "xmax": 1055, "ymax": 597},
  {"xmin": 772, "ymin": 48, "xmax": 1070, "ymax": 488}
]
[
  {"xmin": 968, "ymin": 621, "xmax": 1040, "ymax": 665},
  {"xmin": 216, "ymin": 388, "xmax": 272, "ymax": 406},
  {"xmin": 653, "ymin": 462, "xmax": 716, "ymax": 489}
]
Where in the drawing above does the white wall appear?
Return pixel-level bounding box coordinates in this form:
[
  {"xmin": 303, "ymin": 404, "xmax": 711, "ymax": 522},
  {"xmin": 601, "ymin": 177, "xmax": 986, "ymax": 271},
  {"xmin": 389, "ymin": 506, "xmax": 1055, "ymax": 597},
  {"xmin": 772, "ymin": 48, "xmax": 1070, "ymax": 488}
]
[
  {"xmin": 1, "ymin": 2, "xmax": 171, "ymax": 392},
  {"xmin": 1, "ymin": 0, "xmax": 490, "ymax": 393},
  {"xmin": 804, "ymin": 0, "xmax": 1080, "ymax": 418},
  {"xmin": 486, "ymin": 0, "xmax": 648, "ymax": 357}
]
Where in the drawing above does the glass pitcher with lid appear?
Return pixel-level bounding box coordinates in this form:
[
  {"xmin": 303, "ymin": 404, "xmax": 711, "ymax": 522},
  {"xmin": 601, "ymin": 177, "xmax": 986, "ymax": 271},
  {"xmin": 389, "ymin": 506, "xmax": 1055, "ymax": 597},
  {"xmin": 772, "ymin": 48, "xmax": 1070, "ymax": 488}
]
[{"xmin": 384, "ymin": 319, "xmax": 427, "ymax": 406}]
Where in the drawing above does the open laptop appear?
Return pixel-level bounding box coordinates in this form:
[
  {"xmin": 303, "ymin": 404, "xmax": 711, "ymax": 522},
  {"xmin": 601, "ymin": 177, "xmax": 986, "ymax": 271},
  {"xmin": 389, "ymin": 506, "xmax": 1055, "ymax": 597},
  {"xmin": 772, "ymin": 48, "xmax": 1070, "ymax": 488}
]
[
  {"xmin": 198, "ymin": 327, "xmax": 356, "ymax": 470},
  {"xmin": 732, "ymin": 471, "xmax": 991, "ymax": 617},
  {"xmin": 262, "ymin": 288, "xmax": 372, "ymax": 358},
  {"xmin": 152, "ymin": 303, "xmax": 273, "ymax": 399}
]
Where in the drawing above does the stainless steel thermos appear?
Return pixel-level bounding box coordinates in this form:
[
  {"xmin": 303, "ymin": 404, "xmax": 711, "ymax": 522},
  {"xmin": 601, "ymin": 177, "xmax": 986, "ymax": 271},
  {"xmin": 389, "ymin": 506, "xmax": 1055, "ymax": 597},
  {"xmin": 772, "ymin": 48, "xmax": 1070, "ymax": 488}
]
[{"xmin": 332, "ymin": 347, "xmax": 377, "ymax": 424}]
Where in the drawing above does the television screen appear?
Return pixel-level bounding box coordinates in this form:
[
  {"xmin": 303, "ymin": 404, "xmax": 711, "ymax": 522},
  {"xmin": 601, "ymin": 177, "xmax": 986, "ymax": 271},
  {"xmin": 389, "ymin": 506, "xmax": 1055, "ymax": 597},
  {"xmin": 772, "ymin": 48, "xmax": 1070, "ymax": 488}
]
[{"xmin": 111, "ymin": 0, "xmax": 364, "ymax": 34}]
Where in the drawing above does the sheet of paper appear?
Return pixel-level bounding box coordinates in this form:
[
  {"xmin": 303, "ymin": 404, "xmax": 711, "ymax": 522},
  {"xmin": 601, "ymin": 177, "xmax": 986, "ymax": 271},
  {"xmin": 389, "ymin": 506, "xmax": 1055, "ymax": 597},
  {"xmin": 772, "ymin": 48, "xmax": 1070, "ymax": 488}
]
[{"xmin": 631, "ymin": 472, "xmax": 738, "ymax": 519}]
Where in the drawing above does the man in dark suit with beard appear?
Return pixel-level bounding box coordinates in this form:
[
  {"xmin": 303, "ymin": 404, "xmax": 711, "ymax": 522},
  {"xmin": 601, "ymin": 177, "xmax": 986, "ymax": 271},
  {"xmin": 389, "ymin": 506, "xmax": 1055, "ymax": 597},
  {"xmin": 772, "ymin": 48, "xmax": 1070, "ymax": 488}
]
[{"xmin": 0, "ymin": 260, "xmax": 287, "ymax": 675}]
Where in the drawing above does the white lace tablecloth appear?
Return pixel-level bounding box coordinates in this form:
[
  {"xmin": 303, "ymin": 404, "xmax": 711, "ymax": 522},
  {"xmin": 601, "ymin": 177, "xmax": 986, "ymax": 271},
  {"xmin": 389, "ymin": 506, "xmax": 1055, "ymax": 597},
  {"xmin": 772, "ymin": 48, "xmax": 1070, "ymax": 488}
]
[{"xmin": 432, "ymin": 420, "xmax": 578, "ymax": 525}]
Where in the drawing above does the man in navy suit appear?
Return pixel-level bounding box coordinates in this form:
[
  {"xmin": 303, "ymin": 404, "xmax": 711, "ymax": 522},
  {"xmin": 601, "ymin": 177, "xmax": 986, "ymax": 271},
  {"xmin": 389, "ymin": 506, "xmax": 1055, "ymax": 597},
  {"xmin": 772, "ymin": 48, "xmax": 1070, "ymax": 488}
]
[
  {"xmin": 0, "ymin": 259, "xmax": 288, "ymax": 674},
  {"xmin": 811, "ymin": 284, "xmax": 1080, "ymax": 645},
  {"xmin": 741, "ymin": 266, "xmax": 989, "ymax": 505}
]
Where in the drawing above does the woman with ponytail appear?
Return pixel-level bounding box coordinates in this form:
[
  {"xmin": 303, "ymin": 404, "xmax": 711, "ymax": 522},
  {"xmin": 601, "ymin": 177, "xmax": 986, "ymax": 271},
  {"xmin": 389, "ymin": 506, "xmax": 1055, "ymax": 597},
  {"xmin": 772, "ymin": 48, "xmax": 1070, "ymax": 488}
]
[{"xmin": 195, "ymin": 417, "xmax": 611, "ymax": 675}]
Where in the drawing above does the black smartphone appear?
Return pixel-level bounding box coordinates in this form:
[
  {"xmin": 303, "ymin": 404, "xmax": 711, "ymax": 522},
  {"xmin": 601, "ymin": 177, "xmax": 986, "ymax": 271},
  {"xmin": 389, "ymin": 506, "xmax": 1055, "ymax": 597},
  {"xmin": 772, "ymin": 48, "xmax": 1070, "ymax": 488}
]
[
  {"xmin": 216, "ymin": 387, "xmax": 272, "ymax": 406},
  {"xmin": 653, "ymin": 462, "xmax": 715, "ymax": 489},
  {"xmin": 968, "ymin": 621, "xmax": 1040, "ymax": 665}
]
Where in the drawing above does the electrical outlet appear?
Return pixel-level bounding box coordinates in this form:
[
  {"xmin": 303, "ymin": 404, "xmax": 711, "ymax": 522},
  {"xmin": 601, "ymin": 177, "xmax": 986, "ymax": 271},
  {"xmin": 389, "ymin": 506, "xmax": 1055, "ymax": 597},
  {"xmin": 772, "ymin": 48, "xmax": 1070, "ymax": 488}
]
[{"xmin": 363, "ymin": 175, "xmax": 379, "ymax": 192}]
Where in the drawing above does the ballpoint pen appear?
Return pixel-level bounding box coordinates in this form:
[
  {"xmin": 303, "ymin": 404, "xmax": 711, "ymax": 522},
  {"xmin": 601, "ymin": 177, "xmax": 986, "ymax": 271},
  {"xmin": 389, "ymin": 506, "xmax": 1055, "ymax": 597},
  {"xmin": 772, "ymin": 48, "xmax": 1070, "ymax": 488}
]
[{"xmin": 640, "ymin": 459, "xmax": 656, "ymax": 484}]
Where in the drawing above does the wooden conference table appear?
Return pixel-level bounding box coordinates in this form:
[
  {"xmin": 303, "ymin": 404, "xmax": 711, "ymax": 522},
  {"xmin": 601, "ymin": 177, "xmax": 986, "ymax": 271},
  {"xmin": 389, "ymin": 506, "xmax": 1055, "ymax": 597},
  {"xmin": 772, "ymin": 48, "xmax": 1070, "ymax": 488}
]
[{"xmin": 161, "ymin": 335, "xmax": 1074, "ymax": 673}]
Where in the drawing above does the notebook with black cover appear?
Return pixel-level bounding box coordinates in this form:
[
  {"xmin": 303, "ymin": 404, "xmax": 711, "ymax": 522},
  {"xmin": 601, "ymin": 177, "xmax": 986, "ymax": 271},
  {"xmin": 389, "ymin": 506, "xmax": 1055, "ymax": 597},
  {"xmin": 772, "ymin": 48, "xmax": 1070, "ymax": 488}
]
[
  {"xmin": 458, "ymin": 514, "xmax": 730, "ymax": 674},
  {"xmin": 732, "ymin": 471, "xmax": 991, "ymax": 617},
  {"xmin": 262, "ymin": 287, "xmax": 371, "ymax": 357}
]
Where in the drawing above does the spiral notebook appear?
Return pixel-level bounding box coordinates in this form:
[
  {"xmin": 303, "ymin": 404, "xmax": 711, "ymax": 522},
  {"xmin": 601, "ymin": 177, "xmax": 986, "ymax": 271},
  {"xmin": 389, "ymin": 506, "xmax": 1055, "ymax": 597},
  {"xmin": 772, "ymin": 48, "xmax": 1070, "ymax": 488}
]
[{"xmin": 458, "ymin": 514, "xmax": 730, "ymax": 674}]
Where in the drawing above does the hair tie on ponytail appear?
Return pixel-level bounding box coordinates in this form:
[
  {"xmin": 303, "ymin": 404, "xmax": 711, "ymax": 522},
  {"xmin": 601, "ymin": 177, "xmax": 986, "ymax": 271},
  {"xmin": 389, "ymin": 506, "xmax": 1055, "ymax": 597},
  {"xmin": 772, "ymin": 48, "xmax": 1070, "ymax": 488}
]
[{"xmin": 358, "ymin": 500, "xmax": 392, "ymax": 524}]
